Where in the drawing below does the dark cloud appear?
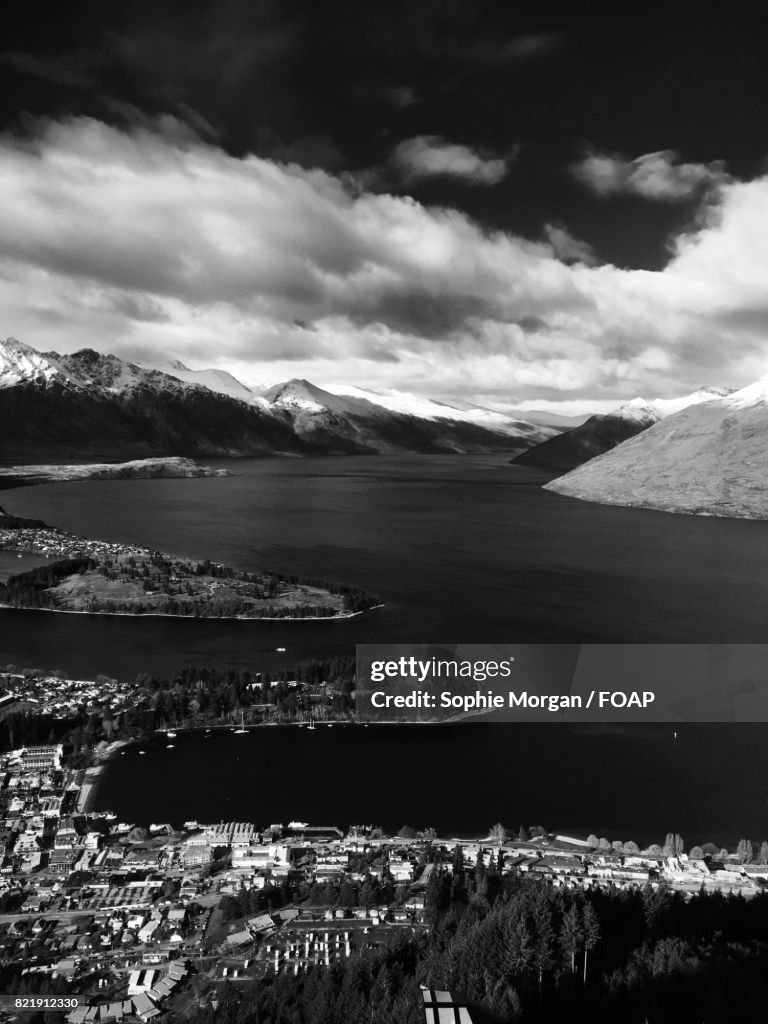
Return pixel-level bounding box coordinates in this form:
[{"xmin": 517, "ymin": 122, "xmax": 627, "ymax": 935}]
[
  {"xmin": 464, "ymin": 32, "xmax": 561, "ymax": 63},
  {"xmin": 0, "ymin": 50, "xmax": 100, "ymax": 89}
]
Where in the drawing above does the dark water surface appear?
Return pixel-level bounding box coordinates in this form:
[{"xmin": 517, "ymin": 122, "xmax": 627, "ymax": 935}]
[
  {"xmin": 3, "ymin": 454, "xmax": 768, "ymax": 841},
  {"xmin": 3, "ymin": 455, "xmax": 768, "ymax": 680},
  {"xmin": 92, "ymin": 723, "xmax": 768, "ymax": 848}
]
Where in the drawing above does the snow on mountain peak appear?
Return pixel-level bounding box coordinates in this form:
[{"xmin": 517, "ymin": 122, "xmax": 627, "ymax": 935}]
[
  {"xmin": 611, "ymin": 386, "xmax": 730, "ymax": 422},
  {"xmin": 138, "ymin": 359, "xmax": 257, "ymax": 402},
  {"xmin": 0, "ymin": 337, "xmax": 83, "ymax": 390},
  {"xmin": 722, "ymin": 375, "xmax": 768, "ymax": 410}
]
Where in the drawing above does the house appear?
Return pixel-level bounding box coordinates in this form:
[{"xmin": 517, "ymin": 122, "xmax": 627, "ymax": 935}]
[
  {"xmin": 138, "ymin": 921, "xmax": 159, "ymax": 944},
  {"xmin": 131, "ymin": 993, "xmax": 161, "ymax": 1022},
  {"xmin": 247, "ymin": 913, "xmax": 274, "ymax": 935},
  {"xmin": 128, "ymin": 968, "xmax": 158, "ymax": 996},
  {"xmin": 53, "ymin": 957, "xmax": 79, "ymax": 979}
]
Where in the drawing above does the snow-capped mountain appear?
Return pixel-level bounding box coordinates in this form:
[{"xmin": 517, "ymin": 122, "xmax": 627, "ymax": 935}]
[
  {"xmin": 0, "ymin": 337, "xmax": 86, "ymax": 392},
  {"xmin": 259, "ymin": 378, "xmax": 554, "ymax": 454},
  {"xmin": 139, "ymin": 359, "xmax": 259, "ymax": 403},
  {"xmin": 323, "ymin": 383, "xmax": 546, "ymax": 435},
  {"xmin": 544, "ymin": 378, "xmax": 768, "ymax": 518},
  {"xmin": 511, "ymin": 386, "xmax": 731, "ymax": 473},
  {"xmin": 264, "ymin": 379, "xmax": 386, "ymax": 417},
  {"xmin": 0, "ymin": 340, "xmax": 311, "ymax": 462},
  {"xmin": 0, "ymin": 338, "xmax": 554, "ymax": 462}
]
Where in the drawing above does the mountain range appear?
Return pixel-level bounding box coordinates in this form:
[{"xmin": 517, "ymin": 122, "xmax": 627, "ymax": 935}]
[
  {"xmin": 544, "ymin": 378, "xmax": 768, "ymax": 518},
  {"xmin": 510, "ymin": 388, "xmax": 732, "ymax": 473},
  {"xmin": 0, "ymin": 338, "xmax": 557, "ymax": 463}
]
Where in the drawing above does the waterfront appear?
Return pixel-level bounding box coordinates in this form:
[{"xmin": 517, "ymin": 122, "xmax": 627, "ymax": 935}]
[
  {"xmin": 92, "ymin": 722, "xmax": 768, "ymax": 848},
  {"xmin": 5, "ymin": 453, "xmax": 768, "ymax": 845}
]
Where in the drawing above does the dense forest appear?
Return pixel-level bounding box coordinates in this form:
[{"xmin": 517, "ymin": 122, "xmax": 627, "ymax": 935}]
[{"xmin": 174, "ymin": 864, "xmax": 768, "ymax": 1024}]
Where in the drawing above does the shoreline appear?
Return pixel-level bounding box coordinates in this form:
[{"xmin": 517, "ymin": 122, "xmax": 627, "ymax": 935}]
[
  {"xmin": 78, "ymin": 739, "xmax": 136, "ymax": 812},
  {"xmin": 0, "ymin": 602, "xmax": 384, "ymax": 622}
]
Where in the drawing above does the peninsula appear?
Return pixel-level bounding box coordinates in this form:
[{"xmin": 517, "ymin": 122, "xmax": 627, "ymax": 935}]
[
  {"xmin": 0, "ymin": 456, "xmax": 233, "ymax": 488},
  {"xmin": 0, "ymin": 509, "xmax": 377, "ymax": 619}
]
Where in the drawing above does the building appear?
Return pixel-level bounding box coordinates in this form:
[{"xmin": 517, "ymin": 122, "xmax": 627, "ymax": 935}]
[
  {"xmin": 16, "ymin": 745, "xmax": 63, "ymax": 771},
  {"xmin": 421, "ymin": 987, "xmax": 476, "ymax": 1023}
]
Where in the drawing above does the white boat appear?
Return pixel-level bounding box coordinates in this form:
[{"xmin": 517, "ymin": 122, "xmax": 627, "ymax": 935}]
[
  {"xmin": 234, "ymin": 710, "xmax": 248, "ymax": 734},
  {"xmin": 307, "ymin": 718, "xmax": 316, "ymax": 731},
  {"xmin": 276, "ymin": 647, "xmax": 286, "ymax": 652},
  {"xmin": 166, "ymin": 731, "xmax": 176, "ymax": 739},
  {"xmin": 166, "ymin": 744, "xmax": 175, "ymax": 749},
  {"xmin": 139, "ymin": 751, "xmax": 145, "ymax": 756}
]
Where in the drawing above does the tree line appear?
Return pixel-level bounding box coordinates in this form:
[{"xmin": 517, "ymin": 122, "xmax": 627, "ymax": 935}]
[{"xmin": 175, "ymin": 863, "xmax": 768, "ymax": 1024}]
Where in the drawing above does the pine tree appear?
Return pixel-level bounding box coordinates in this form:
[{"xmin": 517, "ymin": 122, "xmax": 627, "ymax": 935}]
[
  {"xmin": 560, "ymin": 903, "xmax": 583, "ymax": 975},
  {"xmin": 582, "ymin": 902, "xmax": 600, "ymax": 986},
  {"xmin": 736, "ymin": 837, "xmax": 754, "ymax": 864}
]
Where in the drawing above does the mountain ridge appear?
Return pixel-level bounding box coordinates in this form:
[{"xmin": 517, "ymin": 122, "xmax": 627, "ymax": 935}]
[
  {"xmin": 544, "ymin": 378, "xmax": 768, "ymax": 518},
  {"xmin": 510, "ymin": 386, "xmax": 731, "ymax": 473},
  {"xmin": 0, "ymin": 338, "xmax": 555, "ymax": 462}
]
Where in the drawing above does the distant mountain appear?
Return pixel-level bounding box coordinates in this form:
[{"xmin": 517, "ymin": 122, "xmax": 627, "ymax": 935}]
[
  {"xmin": 323, "ymin": 383, "xmax": 561, "ymax": 435},
  {"xmin": 0, "ymin": 339, "xmax": 555, "ymax": 462},
  {"xmin": 1, "ymin": 341, "xmax": 316, "ymax": 462},
  {"xmin": 510, "ymin": 388, "xmax": 731, "ymax": 473},
  {"xmin": 260, "ymin": 379, "xmax": 554, "ymax": 454},
  {"xmin": 138, "ymin": 359, "xmax": 258, "ymax": 402},
  {"xmin": 544, "ymin": 378, "xmax": 768, "ymax": 518}
]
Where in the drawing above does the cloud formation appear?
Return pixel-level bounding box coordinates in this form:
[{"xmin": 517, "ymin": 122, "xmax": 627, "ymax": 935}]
[
  {"xmin": 0, "ymin": 117, "xmax": 767, "ymax": 407},
  {"xmin": 573, "ymin": 149, "xmax": 730, "ymax": 202},
  {"xmin": 391, "ymin": 135, "xmax": 510, "ymax": 186},
  {"xmin": 543, "ymin": 224, "xmax": 596, "ymax": 265}
]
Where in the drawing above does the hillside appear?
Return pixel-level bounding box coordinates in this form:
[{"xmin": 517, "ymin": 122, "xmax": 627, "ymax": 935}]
[
  {"xmin": 0, "ymin": 339, "xmax": 554, "ymax": 462},
  {"xmin": 544, "ymin": 379, "xmax": 768, "ymax": 518},
  {"xmin": 512, "ymin": 388, "xmax": 730, "ymax": 473}
]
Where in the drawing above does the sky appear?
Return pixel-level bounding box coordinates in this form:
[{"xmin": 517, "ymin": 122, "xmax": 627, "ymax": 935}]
[{"xmin": 1, "ymin": 0, "xmax": 768, "ymax": 412}]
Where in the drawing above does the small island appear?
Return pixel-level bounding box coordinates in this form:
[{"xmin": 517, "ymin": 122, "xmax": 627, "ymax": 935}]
[
  {"xmin": 0, "ymin": 508, "xmax": 378, "ymax": 619},
  {"xmin": 0, "ymin": 456, "xmax": 233, "ymax": 488}
]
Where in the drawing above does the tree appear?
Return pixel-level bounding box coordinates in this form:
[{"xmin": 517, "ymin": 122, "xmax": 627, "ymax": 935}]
[
  {"xmin": 560, "ymin": 903, "xmax": 583, "ymax": 975},
  {"xmin": 488, "ymin": 823, "xmax": 507, "ymax": 846},
  {"xmin": 736, "ymin": 838, "xmax": 754, "ymax": 864},
  {"xmin": 586, "ymin": 834, "xmax": 599, "ymax": 851},
  {"xmin": 662, "ymin": 832, "xmax": 684, "ymax": 857},
  {"xmin": 582, "ymin": 902, "xmax": 600, "ymax": 985},
  {"xmin": 689, "ymin": 845, "xmax": 704, "ymax": 860},
  {"xmin": 531, "ymin": 890, "xmax": 555, "ymax": 992}
]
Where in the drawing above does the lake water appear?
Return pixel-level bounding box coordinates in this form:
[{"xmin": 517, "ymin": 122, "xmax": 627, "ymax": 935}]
[
  {"xmin": 3, "ymin": 454, "xmax": 768, "ymax": 841},
  {"xmin": 0, "ymin": 550, "xmax": 50, "ymax": 584},
  {"xmin": 92, "ymin": 723, "xmax": 768, "ymax": 848},
  {"xmin": 3, "ymin": 455, "xmax": 768, "ymax": 679}
]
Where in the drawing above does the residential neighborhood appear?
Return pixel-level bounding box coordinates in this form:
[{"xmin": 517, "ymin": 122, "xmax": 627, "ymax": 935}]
[{"xmin": 0, "ymin": 741, "xmax": 767, "ymax": 1020}]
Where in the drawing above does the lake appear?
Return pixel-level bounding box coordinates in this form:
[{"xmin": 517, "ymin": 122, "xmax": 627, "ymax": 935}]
[
  {"xmin": 3, "ymin": 454, "xmax": 768, "ymax": 680},
  {"xmin": 92, "ymin": 722, "xmax": 768, "ymax": 848},
  {"xmin": 3, "ymin": 453, "xmax": 768, "ymax": 842}
]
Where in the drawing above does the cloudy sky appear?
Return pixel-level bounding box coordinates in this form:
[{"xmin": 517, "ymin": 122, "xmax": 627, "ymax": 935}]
[{"xmin": 1, "ymin": 1, "xmax": 767, "ymax": 412}]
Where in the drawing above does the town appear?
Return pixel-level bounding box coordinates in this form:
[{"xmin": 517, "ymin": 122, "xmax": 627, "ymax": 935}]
[{"xmin": 1, "ymin": 734, "xmax": 768, "ymax": 1022}]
